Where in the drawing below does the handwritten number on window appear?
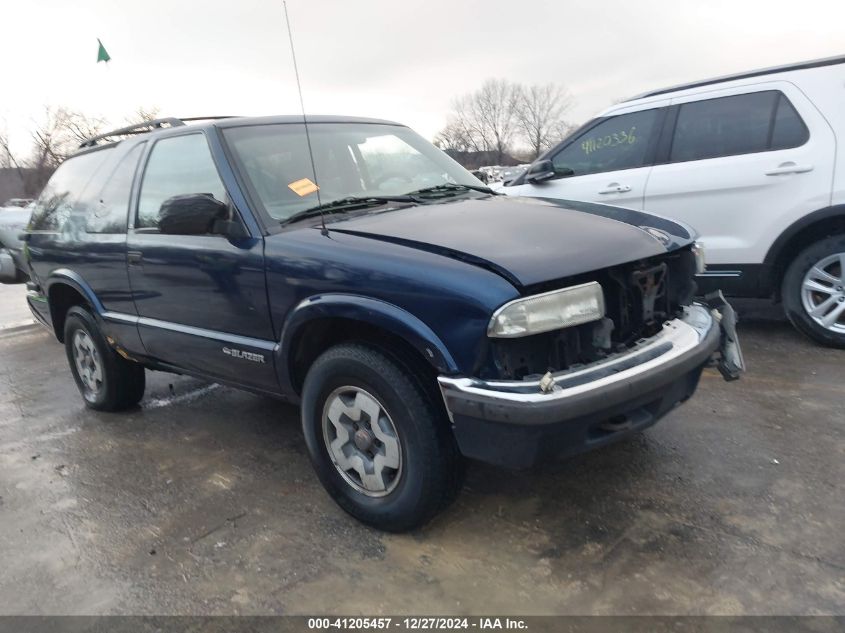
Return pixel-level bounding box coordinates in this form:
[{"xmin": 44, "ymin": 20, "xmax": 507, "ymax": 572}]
[{"xmin": 581, "ymin": 126, "xmax": 637, "ymax": 156}]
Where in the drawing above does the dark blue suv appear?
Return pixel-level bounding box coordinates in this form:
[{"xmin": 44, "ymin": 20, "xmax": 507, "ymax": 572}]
[{"xmin": 22, "ymin": 115, "xmax": 742, "ymax": 531}]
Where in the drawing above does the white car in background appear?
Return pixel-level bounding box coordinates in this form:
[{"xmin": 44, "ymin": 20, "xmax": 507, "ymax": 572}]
[
  {"xmin": 2, "ymin": 198, "xmax": 33, "ymax": 208},
  {"xmin": 0, "ymin": 201, "xmax": 34, "ymax": 283},
  {"xmin": 500, "ymin": 164, "xmax": 529, "ymax": 184},
  {"xmin": 504, "ymin": 55, "xmax": 845, "ymax": 347}
]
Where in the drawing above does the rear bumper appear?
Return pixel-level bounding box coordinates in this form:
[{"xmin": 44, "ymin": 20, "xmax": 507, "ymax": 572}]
[{"xmin": 438, "ymin": 303, "xmax": 728, "ymax": 468}]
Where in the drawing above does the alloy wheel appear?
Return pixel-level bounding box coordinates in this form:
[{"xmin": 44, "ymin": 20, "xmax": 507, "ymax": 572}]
[
  {"xmin": 321, "ymin": 386, "xmax": 402, "ymax": 497},
  {"xmin": 72, "ymin": 330, "xmax": 103, "ymax": 398},
  {"xmin": 801, "ymin": 252, "xmax": 845, "ymax": 333}
]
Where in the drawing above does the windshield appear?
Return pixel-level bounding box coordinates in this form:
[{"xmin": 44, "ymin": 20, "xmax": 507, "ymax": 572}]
[{"xmin": 222, "ymin": 122, "xmax": 484, "ymax": 222}]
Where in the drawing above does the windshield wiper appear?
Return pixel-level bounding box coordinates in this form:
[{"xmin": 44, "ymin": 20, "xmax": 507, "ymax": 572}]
[
  {"xmin": 281, "ymin": 195, "xmax": 415, "ymax": 226},
  {"xmin": 404, "ymin": 183, "xmax": 497, "ymax": 197}
]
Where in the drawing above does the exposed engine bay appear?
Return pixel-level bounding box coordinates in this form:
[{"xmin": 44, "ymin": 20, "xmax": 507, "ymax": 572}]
[{"xmin": 485, "ymin": 247, "xmax": 699, "ymax": 380}]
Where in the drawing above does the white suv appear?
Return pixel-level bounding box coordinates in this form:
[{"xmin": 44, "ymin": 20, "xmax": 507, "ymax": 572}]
[{"xmin": 505, "ymin": 56, "xmax": 845, "ymax": 347}]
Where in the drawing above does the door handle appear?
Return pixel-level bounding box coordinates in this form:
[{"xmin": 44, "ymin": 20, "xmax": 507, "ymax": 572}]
[
  {"xmin": 127, "ymin": 250, "xmax": 143, "ymax": 265},
  {"xmin": 765, "ymin": 162, "xmax": 814, "ymax": 176},
  {"xmin": 598, "ymin": 183, "xmax": 632, "ymax": 194}
]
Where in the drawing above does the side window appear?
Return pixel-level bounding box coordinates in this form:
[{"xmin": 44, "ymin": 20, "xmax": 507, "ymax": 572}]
[
  {"xmin": 86, "ymin": 143, "xmax": 145, "ymax": 234},
  {"xmin": 771, "ymin": 93, "xmax": 809, "ymax": 150},
  {"xmin": 137, "ymin": 134, "xmax": 227, "ymax": 229},
  {"xmin": 29, "ymin": 149, "xmax": 113, "ymax": 231},
  {"xmin": 669, "ymin": 91, "xmax": 808, "ymax": 162},
  {"xmin": 551, "ymin": 109, "xmax": 660, "ymax": 177}
]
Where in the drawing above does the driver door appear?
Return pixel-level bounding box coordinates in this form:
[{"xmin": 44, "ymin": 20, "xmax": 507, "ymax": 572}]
[
  {"xmin": 509, "ymin": 102, "xmax": 669, "ymax": 210},
  {"xmin": 127, "ymin": 132, "xmax": 278, "ymax": 390}
]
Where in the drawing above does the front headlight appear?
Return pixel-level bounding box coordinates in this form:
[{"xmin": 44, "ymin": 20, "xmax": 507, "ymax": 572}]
[
  {"xmin": 692, "ymin": 241, "xmax": 706, "ymax": 274},
  {"xmin": 488, "ymin": 281, "xmax": 605, "ymax": 338}
]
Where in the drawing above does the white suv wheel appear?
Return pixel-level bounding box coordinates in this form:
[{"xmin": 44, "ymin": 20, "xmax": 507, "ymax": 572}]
[{"xmin": 800, "ymin": 253, "xmax": 845, "ymax": 333}]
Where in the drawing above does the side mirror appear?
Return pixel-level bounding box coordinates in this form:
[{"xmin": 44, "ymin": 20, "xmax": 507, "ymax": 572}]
[
  {"xmin": 157, "ymin": 194, "xmax": 230, "ymax": 236},
  {"xmin": 525, "ymin": 160, "xmax": 557, "ymax": 184}
]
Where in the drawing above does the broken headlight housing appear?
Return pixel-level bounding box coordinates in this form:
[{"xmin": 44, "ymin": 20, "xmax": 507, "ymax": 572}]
[{"xmin": 488, "ymin": 281, "xmax": 605, "ymax": 338}]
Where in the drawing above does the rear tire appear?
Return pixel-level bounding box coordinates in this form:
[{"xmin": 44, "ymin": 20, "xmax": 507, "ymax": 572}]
[
  {"xmin": 301, "ymin": 343, "xmax": 463, "ymax": 532},
  {"xmin": 782, "ymin": 234, "xmax": 845, "ymax": 348},
  {"xmin": 64, "ymin": 306, "xmax": 146, "ymax": 411}
]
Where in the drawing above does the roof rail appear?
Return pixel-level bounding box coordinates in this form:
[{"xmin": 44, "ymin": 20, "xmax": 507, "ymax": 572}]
[
  {"xmin": 178, "ymin": 116, "xmax": 240, "ymax": 123},
  {"xmin": 629, "ymin": 54, "xmax": 845, "ymax": 101},
  {"xmin": 78, "ymin": 116, "xmax": 241, "ymax": 149},
  {"xmin": 78, "ymin": 118, "xmax": 185, "ymax": 148}
]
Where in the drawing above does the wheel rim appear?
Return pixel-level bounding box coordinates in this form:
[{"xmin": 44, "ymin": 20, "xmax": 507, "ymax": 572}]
[
  {"xmin": 72, "ymin": 330, "xmax": 103, "ymax": 398},
  {"xmin": 321, "ymin": 386, "xmax": 402, "ymax": 497},
  {"xmin": 801, "ymin": 252, "xmax": 845, "ymax": 334}
]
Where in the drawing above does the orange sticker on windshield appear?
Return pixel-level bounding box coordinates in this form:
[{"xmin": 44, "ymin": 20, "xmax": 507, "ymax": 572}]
[{"xmin": 288, "ymin": 177, "xmax": 320, "ymax": 197}]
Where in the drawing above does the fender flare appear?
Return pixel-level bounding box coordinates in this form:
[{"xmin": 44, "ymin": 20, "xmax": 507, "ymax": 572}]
[
  {"xmin": 277, "ymin": 294, "xmax": 459, "ymax": 391},
  {"xmin": 44, "ymin": 269, "xmax": 105, "ymax": 314},
  {"xmin": 764, "ymin": 204, "xmax": 845, "ymax": 265}
]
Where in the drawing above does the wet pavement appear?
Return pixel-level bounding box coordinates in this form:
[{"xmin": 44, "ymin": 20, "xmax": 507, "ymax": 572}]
[
  {"xmin": 0, "ymin": 301, "xmax": 843, "ymax": 615},
  {"xmin": 0, "ymin": 285, "xmax": 33, "ymax": 331}
]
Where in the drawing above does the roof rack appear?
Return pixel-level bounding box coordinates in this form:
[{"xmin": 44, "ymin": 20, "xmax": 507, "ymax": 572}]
[
  {"xmin": 629, "ymin": 54, "xmax": 845, "ymax": 101},
  {"xmin": 78, "ymin": 116, "xmax": 241, "ymax": 149}
]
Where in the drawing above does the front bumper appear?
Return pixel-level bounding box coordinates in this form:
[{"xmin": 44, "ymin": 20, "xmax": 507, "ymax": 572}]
[{"xmin": 438, "ymin": 302, "xmax": 741, "ymax": 468}]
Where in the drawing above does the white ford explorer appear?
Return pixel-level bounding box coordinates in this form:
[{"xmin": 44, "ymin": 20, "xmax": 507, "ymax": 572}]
[{"xmin": 503, "ymin": 55, "xmax": 845, "ymax": 348}]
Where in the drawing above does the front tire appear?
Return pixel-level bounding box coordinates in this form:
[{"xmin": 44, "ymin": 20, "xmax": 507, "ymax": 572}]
[
  {"xmin": 64, "ymin": 306, "xmax": 146, "ymax": 411},
  {"xmin": 301, "ymin": 343, "xmax": 463, "ymax": 532},
  {"xmin": 782, "ymin": 235, "xmax": 845, "ymax": 348}
]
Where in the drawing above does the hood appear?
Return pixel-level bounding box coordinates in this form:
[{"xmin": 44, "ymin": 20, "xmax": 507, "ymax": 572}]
[{"xmin": 327, "ymin": 195, "xmax": 694, "ymax": 287}]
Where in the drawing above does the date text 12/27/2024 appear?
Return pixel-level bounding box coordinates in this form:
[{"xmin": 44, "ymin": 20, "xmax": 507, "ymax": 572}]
[{"xmin": 307, "ymin": 617, "xmax": 528, "ymax": 630}]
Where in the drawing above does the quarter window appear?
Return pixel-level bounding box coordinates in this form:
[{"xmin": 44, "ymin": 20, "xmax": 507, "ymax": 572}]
[
  {"xmin": 669, "ymin": 91, "xmax": 808, "ymax": 162},
  {"xmin": 770, "ymin": 93, "xmax": 809, "ymax": 150},
  {"xmin": 86, "ymin": 143, "xmax": 145, "ymax": 234},
  {"xmin": 29, "ymin": 149, "xmax": 113, "ymax": 231},
  {"xmin": 137, "ymin": 134, "xmax": 227, "ymax": 229},
  {"xmin": 551, "ymin": 109, "xmax": 660, "ymax": 177}
]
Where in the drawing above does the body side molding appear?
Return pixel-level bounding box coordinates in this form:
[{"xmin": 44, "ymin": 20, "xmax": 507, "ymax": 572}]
[{"xmin": 102, "ymin": 311, "xmax": 279, "ymax": 351}]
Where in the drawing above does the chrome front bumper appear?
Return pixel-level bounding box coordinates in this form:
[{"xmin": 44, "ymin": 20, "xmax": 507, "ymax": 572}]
[{"xmin": 438, "ymin": 303, "xmax": 727, "ymax": 427}]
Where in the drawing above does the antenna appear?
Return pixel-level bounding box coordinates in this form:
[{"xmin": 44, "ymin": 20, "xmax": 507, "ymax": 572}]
[{"xmin": 283, "ymin": 0, "xmax": 327, "ymax": 235}]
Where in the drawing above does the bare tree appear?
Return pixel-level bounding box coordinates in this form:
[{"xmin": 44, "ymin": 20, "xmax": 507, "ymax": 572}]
[
  {"xmin": 125, "ymin": 106, "xmax": 161, "ymax": 125},
  {"xmin": 474, "ymin": 79, "xmax": 521, "ymax": 163},
  {"xmin": 437, "ymin": 79, "xmax": 522, "ymax": 163},
  {"xmin": 0, "ymin": 130, "xmax": 13, "ymax": 169},
  {"xmin": 434, "ymin": 121, "xmax": 476, "ymax": 154},
  {"xmin": 515, "ymin": 83, "xmax": 574, "ymax": 159},
  {"xmin": 64, "ymin": 111, "xmax": 107, "ymax": 146},
  {"xmin": 25, "ymin": 107, "xmax": 106, "ymax": 194},
  {"xmin": 0, "ymin": 129, "xmax": 27, "ymax": 188},
  {"xmin": 2, "ymin": 106, "xmax": 166, "ymax": 197},
  {"xmin": 541, "ymin": 119, "xmax": 576, "ymax": 153}
]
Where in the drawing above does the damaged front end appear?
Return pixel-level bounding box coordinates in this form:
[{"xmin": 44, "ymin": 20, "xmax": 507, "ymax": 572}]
[
  {"xmin": 480, "ymin": 246, "xmax": 703, "ymax": 381},
  {"xmin": 438, "ymin": 245, "xmax": 744, "ymax": 469},
  {"xmin": 704, "ymin": 290, "xmax": 745, "ymax": 381}
]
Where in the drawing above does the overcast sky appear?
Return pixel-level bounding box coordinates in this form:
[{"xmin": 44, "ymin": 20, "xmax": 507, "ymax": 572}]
[{"xmin": 2, "ymin": 0, "xmax": 842, "ymax": 156}]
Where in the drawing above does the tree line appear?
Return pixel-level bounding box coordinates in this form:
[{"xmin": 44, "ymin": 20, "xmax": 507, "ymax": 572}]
[
  {"xmin": 0, "ymin": 106, "xmax": 160, "ymax": 196},
  {"xmin": 435, "ymin": 79, "xmax": 574, "ymax": 164},
  {"xmin": 1, "ymin": 83, "xmax": 574, "ymax": 199}
]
